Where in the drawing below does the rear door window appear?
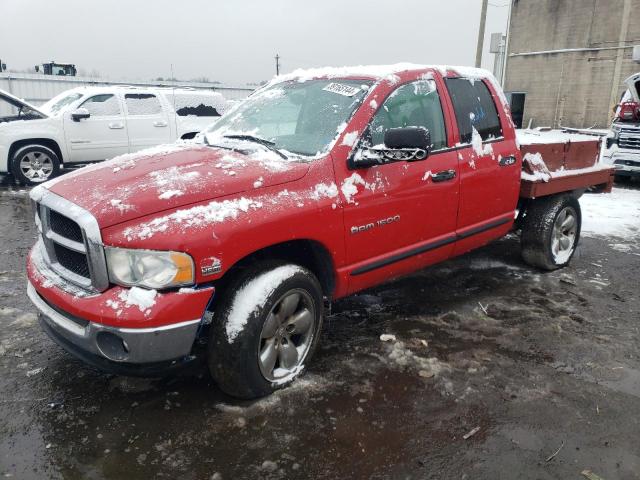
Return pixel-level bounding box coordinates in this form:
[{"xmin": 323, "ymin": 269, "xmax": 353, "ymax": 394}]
[
  {"xmin": 125, "ymin": 93, "xmax": 163, "ymax": 115},
  {"xmin": 79, "ymin": 94, "xmax": 121, "ymax": 116},
  {"xmin": 444, "ymin": 78, "xmax": 502, "ymax": 144}
]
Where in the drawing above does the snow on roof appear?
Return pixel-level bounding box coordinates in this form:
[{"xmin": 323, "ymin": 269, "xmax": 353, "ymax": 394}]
[{"xmin": 272, "ymin": 63, "xmax": 494, "ymax": 84}]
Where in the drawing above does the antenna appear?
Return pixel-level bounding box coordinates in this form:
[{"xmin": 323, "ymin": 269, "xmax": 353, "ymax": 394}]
[
  {"xmin": 170, "ymin": 63, "xmax": 178, "ymax": 138},
  {"xmin": 275, "ymin": 54, "xmax": 280, "ymax": 76}
]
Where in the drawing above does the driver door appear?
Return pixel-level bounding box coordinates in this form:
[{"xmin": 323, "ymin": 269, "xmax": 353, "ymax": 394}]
[
  {"xmin": 333, "ymin": 79, "xmax": 460, "ymax": 293},
  {"xmin": 63, "ymin": 93, "xmax": 129, "ymax": 163}
]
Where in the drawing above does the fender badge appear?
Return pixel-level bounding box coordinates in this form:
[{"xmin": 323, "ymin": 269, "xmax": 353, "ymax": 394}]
[{"xmin": 201, "ymin": 257, "xmax": 222, "ymax": 276}]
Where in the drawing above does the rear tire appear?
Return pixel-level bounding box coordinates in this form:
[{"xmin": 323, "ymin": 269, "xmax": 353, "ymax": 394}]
[
  {"xmin": 521, "ymin": 194, "xmax": 581, "ymax": 271},
  {"xmin": 11, "ymin": 144, "xmax": 61, "ymax": 185},
  {"xmin": 208, "ymin": 262, "xmax": 324, "ymax": 399}
]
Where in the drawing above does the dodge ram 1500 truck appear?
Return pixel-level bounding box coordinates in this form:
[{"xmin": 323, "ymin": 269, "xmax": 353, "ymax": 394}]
[{"xmin": 26, "ymin": 64, "xmax": 614, "ymax": 398}]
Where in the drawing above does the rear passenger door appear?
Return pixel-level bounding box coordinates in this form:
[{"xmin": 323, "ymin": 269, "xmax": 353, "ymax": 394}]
[
  {"xmin": 124, "ymin": 92, "xmax": 172, "ymax": 152},
  {"xmin": 444, "ymin": 77, "xmax": 520, "ymax": 253}
]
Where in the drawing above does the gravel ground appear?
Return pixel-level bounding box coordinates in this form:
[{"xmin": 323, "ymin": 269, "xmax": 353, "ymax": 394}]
[{"xmin": 0, "ymin": 178, "xmax": 639, "ymax": 480}]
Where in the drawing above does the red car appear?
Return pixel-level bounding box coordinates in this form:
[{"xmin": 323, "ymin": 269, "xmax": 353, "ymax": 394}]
[{"xmin": 26, "ymin": 64, "xmax": 613, "ymax": 398}]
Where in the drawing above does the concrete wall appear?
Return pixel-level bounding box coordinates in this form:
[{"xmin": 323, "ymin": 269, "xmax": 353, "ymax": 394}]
[
  {"xmin": 0, "ymin": 73, "xmax": 253, "ymax": 107},
  {"xmin": 504, "ymin": 0, "xmax": 640, "ymax": 129}
]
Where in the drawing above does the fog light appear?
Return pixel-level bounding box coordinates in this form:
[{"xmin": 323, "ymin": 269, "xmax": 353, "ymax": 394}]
[{"xmin": 96, "ymin": 331, "xmax": 129, "ymax": 362}]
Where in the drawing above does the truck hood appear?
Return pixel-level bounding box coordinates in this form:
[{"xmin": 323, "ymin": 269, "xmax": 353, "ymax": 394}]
[
  {"xmin": 624, "ymin": 73, "xmax": 640, "ymax": 103},
  {"xmin": 44, "ymin": 143, "xmax": 310, "ymax": 228},
  {"xmin": 0, "ymin": 89, "xmax": 48, "ymax": 120}
]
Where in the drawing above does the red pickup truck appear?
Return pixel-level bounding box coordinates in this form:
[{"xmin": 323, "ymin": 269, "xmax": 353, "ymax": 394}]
[{"xmin": 26, "ymin": 64, "xmax": 614, "ymax": 398}]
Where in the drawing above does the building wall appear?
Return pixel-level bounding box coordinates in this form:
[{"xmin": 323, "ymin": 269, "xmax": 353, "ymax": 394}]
[{"xmin": 504, "ymin": 0, "xmax": 640, "ymax": 128}]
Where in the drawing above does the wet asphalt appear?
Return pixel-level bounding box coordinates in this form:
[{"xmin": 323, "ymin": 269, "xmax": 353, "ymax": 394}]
[{"xmin": 0, "ymin": 175, "xmax": 639, "ymax": 480}]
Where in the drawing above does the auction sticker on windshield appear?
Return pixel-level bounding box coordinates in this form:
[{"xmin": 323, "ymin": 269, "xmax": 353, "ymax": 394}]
[{"xmin": 322, "ymin": 83, "xmax": 362, "ymax": 97}]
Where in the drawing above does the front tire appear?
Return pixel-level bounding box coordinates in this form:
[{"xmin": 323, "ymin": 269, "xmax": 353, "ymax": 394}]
[
  {"xmin": 208, "ymin": 263, "xmax": 324, "ymax": 399},
  {"xmin": 11, "ymin": 144, "xmax": 61, "ymax": 185},
  {"xmin": 521, "ymin": 194, "xmax": 582, "ymax": 270}
]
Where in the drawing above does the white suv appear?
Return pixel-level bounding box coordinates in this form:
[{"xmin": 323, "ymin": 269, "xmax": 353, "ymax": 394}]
[{"xmin": 0, "ymin": 86, "xmax": 230, "ymax": 185}]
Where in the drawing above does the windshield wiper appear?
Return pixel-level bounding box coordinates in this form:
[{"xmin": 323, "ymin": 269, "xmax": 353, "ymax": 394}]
[{"xmin": 223, "ymin": 134, "xmax": 288, "ymax": 159}]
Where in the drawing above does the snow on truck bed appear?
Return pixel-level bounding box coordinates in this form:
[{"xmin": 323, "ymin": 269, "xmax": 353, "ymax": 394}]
[{"xmin": 516, "ymin": 128, "xmax": 601, "ymax": 146}]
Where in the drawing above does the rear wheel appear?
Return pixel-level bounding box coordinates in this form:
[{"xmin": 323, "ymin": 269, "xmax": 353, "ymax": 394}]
[
  {"xmin": 521, "ymin": 194, "xmax": 581, "ymax": 270},
  {"xmin": 208, "ymin": 262, "xmax": 324, "ymax": 399},
  {"xmin": 12, "ymin": 144, "xmax": 61, "ymax": 185}
]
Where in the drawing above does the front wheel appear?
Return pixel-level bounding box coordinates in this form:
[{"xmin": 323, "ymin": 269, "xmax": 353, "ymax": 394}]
[
  {"xmin": 12, "ymin": 145, "xmax": 61, "ymax": 185},
  {"xmin": 208, "ymin": 263, "xmax": 324, "ymax": 399},
  {"xmin": 521, "ymin": 194, "xmax": 582, "ymax": 270}
]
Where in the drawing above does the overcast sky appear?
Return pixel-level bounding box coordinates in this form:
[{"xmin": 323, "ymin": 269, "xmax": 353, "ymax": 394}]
[{"xmin": 1, "ymin": 0, "xmax": 509, "ymax": 86}]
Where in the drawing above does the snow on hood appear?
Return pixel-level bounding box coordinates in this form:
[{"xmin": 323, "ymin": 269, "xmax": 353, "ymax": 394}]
[
  {"xmin": 624, "ymin": 73, "xmax": 640, "ymax": 103},
  {"xmin": 40, "ymin": 143, "xmax": 310, "ymax": 228},
  {"xmin": 0, "ymin": 88, "xmax": 48, "ymax": 117}
]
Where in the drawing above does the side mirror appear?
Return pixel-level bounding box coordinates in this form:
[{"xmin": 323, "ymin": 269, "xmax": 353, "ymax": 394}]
[
  {"xmin": 384, "ymin": 126, "xmax": 431, "ymax": 152},
  {"xmin": 71, "ymin": 108, "xmax": 90, "ymax": 122},
  {"xmin": 350, "ymin": 126, "xmax": 431, "ymax": 169}
]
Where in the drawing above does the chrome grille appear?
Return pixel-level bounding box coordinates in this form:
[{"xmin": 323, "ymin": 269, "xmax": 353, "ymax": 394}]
[
  {"xmin": 619, "ymin": 128, "xmax": 640, "ymax": 150},
  {"xmin": 32, "ymin": 188, "xmax": 109, "ymax": 292}
]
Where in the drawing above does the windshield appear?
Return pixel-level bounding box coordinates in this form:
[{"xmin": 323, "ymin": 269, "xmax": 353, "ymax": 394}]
[
  {"xmin": 41, "ymin": 92, "xmax": 83, "ymax": 116},
  {"xmin": 205, "ymin": 79, "xmax": 372, "ymax": 156}
]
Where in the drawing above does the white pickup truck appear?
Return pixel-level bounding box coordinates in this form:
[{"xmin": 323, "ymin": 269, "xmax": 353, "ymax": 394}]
[
  {"xmin": 602, "ymin": 73, "xmax": 640, "ymax": 180},
  {"xmin": 0, "ymin": 86, "xmax": 229, "ymax": 185}
]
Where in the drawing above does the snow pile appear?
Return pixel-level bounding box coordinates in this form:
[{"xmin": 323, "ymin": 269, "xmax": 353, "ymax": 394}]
[
  {"xmin": 226, "ymin": 265, "xmax": 304, "ymax": 342},
  {"xmin": 150, "ymin": 165, "xmax": 201, "ymax": 200},
  {"xmin": 521, "ymin": 152, "xmax": 551, "ymax": 182},
  {"xmin": 341, "ymin": 131, "xmax": 359, "ymax": 147},
  {"xmin": 311, "ymin": 182, "xmax": 339, "ymax": 200},
  {"xmin": 341, "ymin": 173, "xmax": 367, "ymax": 203},
  {"xmin": 471, "ymin": 128, "xmax": 494, "ymax": 157},
  {"xmin": 118, "ymin": 287, "xmax": 158, "ymax": 314},
  {"xmin": 579, "ymin": 187, "xmax": 640, "ymax": 240},
  {"xmin": 124, "ymin": 197, "xmax": 263, "ymax": 240}
]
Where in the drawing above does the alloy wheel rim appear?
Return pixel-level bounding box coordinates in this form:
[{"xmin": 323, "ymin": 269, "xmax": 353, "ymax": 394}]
[
  {"xmin": 20, "ymin": 152, "xmax": 53, "ymax": 182},
  {"xmin": 258, "ymin": 288, "xmax": 316, "ymax": 382},
  {"xmin": 551, "ymin": 206, "xmax": 578, "ymax": 263}
]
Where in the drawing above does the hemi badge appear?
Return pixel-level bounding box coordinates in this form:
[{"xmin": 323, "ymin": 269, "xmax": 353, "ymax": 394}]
[{"xmin": 201, "ymin": 257, "xmax": 222, "ymax": 276}]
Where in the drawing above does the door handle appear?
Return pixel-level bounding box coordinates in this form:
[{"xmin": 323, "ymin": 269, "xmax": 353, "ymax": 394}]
[
  {"xmin": 431, "ymin": 169, "xmax": 457, "ymax": 182},
  {"xmin": 108, "ymin": 122, "xmax": 124, "ymax": 129},
  {"xmin": 153, "ymin": 121, "xmax": 168, "ymax": 127},
  {"xmin": 499, "ymin": 155, "xmax": 517, "ymax": 167}
]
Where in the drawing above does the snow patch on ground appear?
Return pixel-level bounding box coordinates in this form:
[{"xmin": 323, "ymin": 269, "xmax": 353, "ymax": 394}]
[
  {"xmin": 580, "ymin": 187, "xmax": 640, "ymax": 241},
  {"xmin": 226, "ymin": 265, "xmax": 303, "ymax": 342}
]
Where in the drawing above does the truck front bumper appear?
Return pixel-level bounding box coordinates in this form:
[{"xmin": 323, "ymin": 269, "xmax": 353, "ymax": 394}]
[
  {"xmin": 28, "ymin": 281, "xmax": 202, "ymax": 367},
  {"xmin": 602, "ymin": 147, "xmax": 640, "ymax": 177}
]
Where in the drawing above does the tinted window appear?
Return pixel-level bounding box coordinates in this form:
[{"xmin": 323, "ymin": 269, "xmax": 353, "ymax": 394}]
[
  {"xmin": 79, "ymin": 94, "xmax": 121, "ymax": 116},
  {"xmin": 125, "ymin": 93, "xmax": 162, "ymax": 115},
  {"xmin": 445, "ymin": 78, "xmax": 502, "ymax": 143},
  {"xmin": 369, "ymin": 80, "xmax": 447, "ymax": 150}
]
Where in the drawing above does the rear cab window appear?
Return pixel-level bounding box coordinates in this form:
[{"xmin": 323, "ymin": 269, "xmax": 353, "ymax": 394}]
[
  {"xmin": 166, "ymin": 93, "xmax": 224, "ymax": 117},
  {"xmin": 444, "ymin": 77, "xmax": 502, "ymax": 144}
]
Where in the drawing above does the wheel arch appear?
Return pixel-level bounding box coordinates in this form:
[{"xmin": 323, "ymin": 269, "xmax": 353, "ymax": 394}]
[
  {"xmin": 180, "ymin": 132, "xmax": 199, "ymax": 140},
  {"xmin": 216, "ymin": 239, "xmax": 336, "ymax": 301},
  {"xmin": 9, "ymin": 138, "xmax": 64, "ymax": 164}
]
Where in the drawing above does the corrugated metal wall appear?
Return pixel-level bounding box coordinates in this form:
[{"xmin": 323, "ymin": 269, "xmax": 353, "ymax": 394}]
[{"xmin": 0, "ymin": 73, "xmax": 254, "ymax": 107}]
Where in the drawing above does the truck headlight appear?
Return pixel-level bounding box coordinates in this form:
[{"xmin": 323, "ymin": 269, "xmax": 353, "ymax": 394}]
[{"xmin": 105, "ymin": 247, "xmax": 194, "ymax": 289}]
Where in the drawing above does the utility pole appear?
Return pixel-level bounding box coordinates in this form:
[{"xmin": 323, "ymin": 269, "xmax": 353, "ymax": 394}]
[
  {"xmin": 275, "ymin": 54, "xmax": 280, "ymax": 76},
  {"xmin": 475, "ymin": 0, "xmax": 489, "ymax": 68}
]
